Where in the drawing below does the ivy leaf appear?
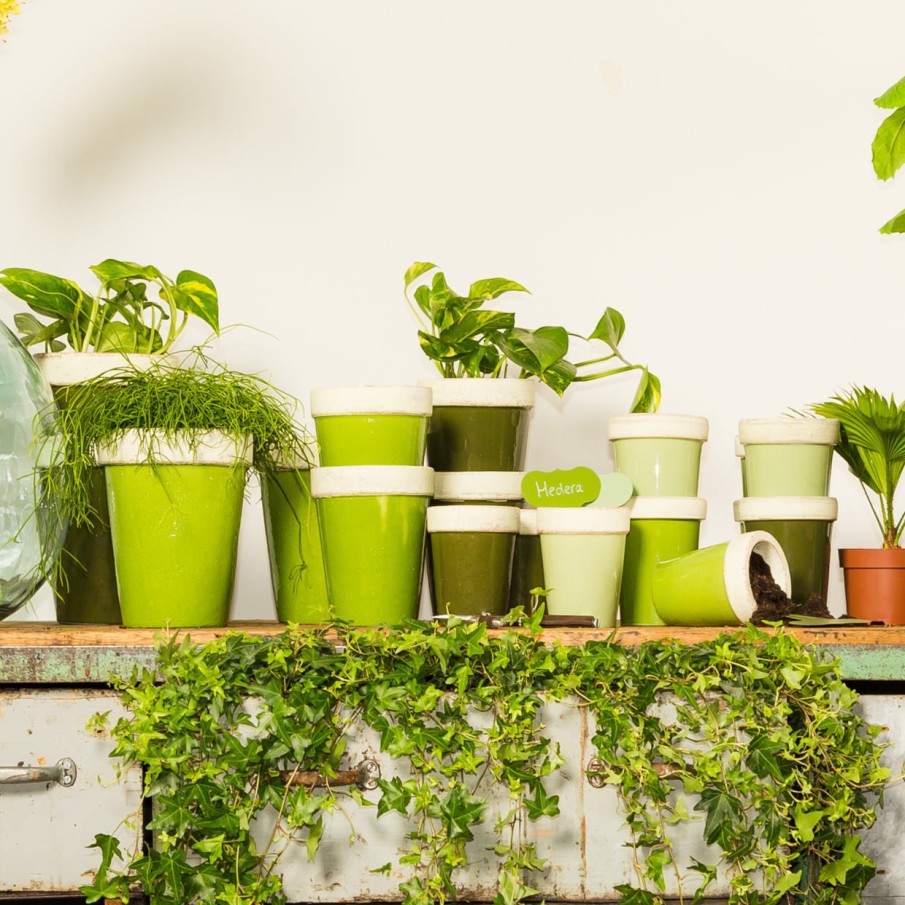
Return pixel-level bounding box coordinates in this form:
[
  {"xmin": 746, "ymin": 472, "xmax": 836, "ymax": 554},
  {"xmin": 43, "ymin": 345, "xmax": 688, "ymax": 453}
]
[
  {"xmin": 745, "ymin": 734, "xmax": 785, "ymax": 781},
  {"xmin": 773, "ymin": 870, "xmax": 803, "ymax": 895},
  {"xmin": 524, "ymin": 782, "xmax": 560, "ymax": 820},
  {"xmin": 879, "ymin": 206, "xmax": 905, "ymax": 234},
  {"xmin": 793, "ymin": 805, "xmax": 826, "ymax": 843},
  {"xmin": 613, "ymin": 885, "xmax": 664, "ymax": 904},
  {"xmin": 875, "ymin": 76, "xmax": 905, "ymax": 109},
  {"xmin": 694, "ymin": 788, "xmax": 742, "ymax": 847},
  {"xmin": 872, "ymin": 106, "xmax": 905, "ymax": 180}
]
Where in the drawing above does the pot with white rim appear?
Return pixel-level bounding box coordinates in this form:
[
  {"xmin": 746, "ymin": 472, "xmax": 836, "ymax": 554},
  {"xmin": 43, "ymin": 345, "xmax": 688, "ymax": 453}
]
[
  {"xmin": 419, "ymin": 378, "xmax": 535, "ymax": 472},
  {"xmin": 608, "ymin": 414, "xmax": 709, "ymax": 497},
  {"xmin": 508, "ymin": 507, "xmax": 546, "ymax": 613},
  {"xmin": 94, "ymin": 429, "xmax": 252, "ymax": 628},
  {"xmin": 432, "ymin": 470, "xmax": 524, "ymax": 506}
]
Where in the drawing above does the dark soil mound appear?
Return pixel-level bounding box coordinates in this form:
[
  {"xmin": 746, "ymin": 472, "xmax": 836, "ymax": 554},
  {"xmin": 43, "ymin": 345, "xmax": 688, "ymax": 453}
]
[{"xmin": 749, "ymin": 552, "xmax": 833, "ymax": 624}]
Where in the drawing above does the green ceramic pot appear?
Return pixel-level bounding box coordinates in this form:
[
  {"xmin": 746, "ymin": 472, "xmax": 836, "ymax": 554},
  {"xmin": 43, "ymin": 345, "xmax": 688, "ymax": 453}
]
[
  {"xmin": 508, "ymin": 508, "xmax": 545, "ymax": 613},
  {"xmin": 620, "ymin": 497, "xmax": 706, "ymax": 626},
  {"xmin": 651, "ymin": 531, "xmax": 790, "ymax": 626},
  {"xmin": 608, "ymin": 414, "xmax": 709, "ymax": 497},
  {"xmin": 262, "ymin": 463, "xmax": 330, "ymax": 624},
  {"xmin": 420, "ymin": 379, "xmax": 535, "ymax": 472},
  {"xmin": 97, "ymin": 430, "xmax": 251, "ymax": 628},
  {"xmin": 427, "ymin": 505, "xmax": 519, "ymax": 617},
  {"xmin": 310, "ymin": 385, "xmax": 432, "ymax": 466},
  {"xmin": 311, "ymin": 465, "xmax": 433, "ymax": 625},
  {"xmin": 536, "ymin": 507, "xmax": 631, "ymax": 627},
  {"xmin": 734, "ymin": 496, "xmax": 837, "ymax": 606},
  {"xmin": 738, "ymin": 418, "xmax": 839, "ymax": 497}
]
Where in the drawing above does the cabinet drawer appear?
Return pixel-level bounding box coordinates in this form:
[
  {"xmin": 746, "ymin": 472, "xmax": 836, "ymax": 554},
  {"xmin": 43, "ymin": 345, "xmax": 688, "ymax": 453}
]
[{"xmin": 0, "ymin": 690, "xmax": 142, "ymax": 893}]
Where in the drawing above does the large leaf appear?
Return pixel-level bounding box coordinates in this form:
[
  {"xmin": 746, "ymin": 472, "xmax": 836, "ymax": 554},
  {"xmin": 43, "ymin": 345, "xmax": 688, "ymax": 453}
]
[
  {"xmin": 13, "ymin": 311, "xmax": 69, "ymax": 348},
  {"xmin": 0, "ymin": 268, "xmax": 86, "ymax": 320},
  {"xmin": 875, "ymin": 76, "xmax": 905, "ymax": 109},
  {"xmin": 439, "ymin": 309, "xmax": 515, "ymax": 344},
  {"xmin": 403, "ymin": 261, "xmax": 437, "ymax": 290},
  {"xmin": 90, "ymin": 259, "xmax": 162, "ymax": 284},
  {"xmin": 467, "ymin": 277, "xmax": 529, "ymax": 301},
  {"xmin": 630, "ymin": 369, "xmax": 661, "ymax": 413},
  {"xmin": 879, "ymin": 206, "xmax": 905, "ymax": 233},
  {"xmin": 695, "ymin": 787, "xmax": 742, "ymax": 848},
  {"xmin": 872, "ymin": 107, "xmax": 905, "ymax": 180},
  {"xmin": 173, "ymin": 270, "xmax": 219, "ymax": 334},
  {"xmin": 96, "ymin": 321, "xmax": 162, "ymax": 354},
  {"xmin": 588, "ymin": 307, "xmax": 626, "ymax": 352},
  {"xmin": 507, "ymin": 325, "xmax": 569, "ymax": 372}
]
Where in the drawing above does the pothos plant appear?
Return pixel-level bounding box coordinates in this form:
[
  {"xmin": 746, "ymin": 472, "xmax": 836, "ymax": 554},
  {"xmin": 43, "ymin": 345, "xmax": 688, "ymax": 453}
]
[
  {"xmin": 0, "ymin": 258, "xmax": 219, "ymax": 354},
  {"xmin": 83, "ymin": 618, "xmax": 888, "ymax": 905},
  {"xmin": 404, "ymin": 262, "xmax": 660, "ymax": 412}
]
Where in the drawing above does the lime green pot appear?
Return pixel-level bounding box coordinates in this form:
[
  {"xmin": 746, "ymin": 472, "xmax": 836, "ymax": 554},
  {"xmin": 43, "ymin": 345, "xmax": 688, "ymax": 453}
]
[
  {"xmin": 608, "ymin": 414, "xmax": 709, "ymax": 497},
  {"xmin": 651, "ymin": 531, "xmax": 790, "ymax": 626},
  {"xmin": 311, "ymin": 465, "xmax": 433, "ymax": 625},
  {"xmin": 262, "ymin": 463, "xmax": 330, "ymax": 624},
  {"xmin": 620, "ymin": 497, "xmax": 706, "ymax": 626},
  {"xmin": 36, "ymin": 352, "xmax": 164, "ymax": 624},
  {"xmin": 738, "ymin": 418, "xmax": 839, "ymax": 497},
  {"xmin": 420, "ymin": 379, "xmax": 535, "ymax": 472},
  {"xmin": 734, "ymin": 496, "xmax": 837, "ymax": 607},
  {"xmin": 96, "ymin": 430, "xmax": 251, "ymax": 628},
  {"xmin": 536, "ymin": 507, "xmax": 631, "ymax": 627},
  {"xmin": 311, "ymin": 385, "xmax": 432, "ymax": 466},
  {"xmin": 508, "ymin": 508, "xmax": 545, "ymax": 613},
  {"xmin": 427, "ymin": 504, "xmax": 519, "ymax": 617}
]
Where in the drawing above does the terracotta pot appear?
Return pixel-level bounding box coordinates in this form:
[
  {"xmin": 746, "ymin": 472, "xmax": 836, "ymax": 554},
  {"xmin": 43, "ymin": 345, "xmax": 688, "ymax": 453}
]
[{"xmin": 839, "ymin": 547, "xmax": 905, "ymax": 624}]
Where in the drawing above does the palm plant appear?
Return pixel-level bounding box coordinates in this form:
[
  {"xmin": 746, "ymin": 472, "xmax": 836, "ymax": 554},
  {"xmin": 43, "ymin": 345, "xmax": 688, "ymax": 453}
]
[{"xmin": 811, "ymin": 387, "xmax": 905, "ymax": 548}]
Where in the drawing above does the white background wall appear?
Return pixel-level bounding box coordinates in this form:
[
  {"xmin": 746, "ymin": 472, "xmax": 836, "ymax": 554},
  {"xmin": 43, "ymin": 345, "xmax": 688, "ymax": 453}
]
[{"xmin": 2, "ymin": 0, "xmax": 904, "ymax": 620}]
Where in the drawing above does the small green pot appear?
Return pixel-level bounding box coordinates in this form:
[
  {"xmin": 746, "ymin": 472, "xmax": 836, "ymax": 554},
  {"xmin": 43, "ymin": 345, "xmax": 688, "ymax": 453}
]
[
  {"xmin": 620, "ymin": 497, "xmax": 707, "ymax": 626},
  {"xmin": 738, "ymin": 419, "xmax": 839, "ymax": 497},
  {"xmin": 536, "ymin": 507, "xmax": 631, "ymax": 627},
  {"xmin": 652, "ymin": 531, "xmax": 791, "ymax": 626},
  {"xmin": 508, "ymin": 508, "xmax": 546, "ymax": 613},
  {"xmin": 311, "ymin": 465, "xmax": 433, "ymax": 625},
  {"xmin": 310, "ymin": 385, "xmax": 432, "ymax": 466},
  {"xmin": 734, "ymin": 496, "xmax": 837, "ymax": 606},
  {"xmin": 427, "ymin": 505, "xmax": 519, "ymax": 617},
  {"xmin": 96, "ymin": 430, "xmax": 251, "ymax": 628},
  {"xmin": 262, "ymin": 462, "xmax": 330, "ymax": 624},
  {"xmin": 608, "ymin": 414, "xmax": 709, "ymax": 497},
  {"xmin": 420, "ymin": 379, "xmax": 535, "ymax": 472}
]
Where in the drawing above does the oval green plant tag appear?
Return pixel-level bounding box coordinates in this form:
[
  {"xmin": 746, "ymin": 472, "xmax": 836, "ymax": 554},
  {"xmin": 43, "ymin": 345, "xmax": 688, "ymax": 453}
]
[
  {"xmin": 593, "ymin": 471, "xmax": 634, "ymax": 508},
  {"xmin": 521, "ymin": 467, "xmax": 601, "ymax": 507}
]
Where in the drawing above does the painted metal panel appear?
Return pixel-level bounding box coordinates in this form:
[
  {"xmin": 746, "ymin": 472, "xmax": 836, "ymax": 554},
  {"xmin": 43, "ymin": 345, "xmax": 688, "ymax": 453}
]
[{"xmin": 0, "ymin": 690, "xmax": 142, "ymax": 893}]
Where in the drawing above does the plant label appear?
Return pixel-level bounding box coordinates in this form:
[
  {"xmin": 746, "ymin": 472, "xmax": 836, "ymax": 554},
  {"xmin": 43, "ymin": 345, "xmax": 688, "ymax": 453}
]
[{"xmin": 521, "ymin": 467, "xmax": 602, "ymax": 507}]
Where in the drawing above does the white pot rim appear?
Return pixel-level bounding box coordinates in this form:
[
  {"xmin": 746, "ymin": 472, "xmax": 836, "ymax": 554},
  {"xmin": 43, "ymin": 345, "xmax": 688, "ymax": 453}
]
[
  {"xmin": 723, "ymin": 530, "xmax": 791, "ymax": 622},
  {"xmin": 738, "ymin": 418, "xmax": 839, "ymax": 445},
  {"xmin": 734, "ymin": 496, "xmax": 838, "ymax": 522},
  {"xmin": 94, "ymin": 429, "xmax": 253, "ymax": 466},
  {"xmin": 427, "ymin": 504, "xmax": 520, "ymax": 534},
  {"xmin": 735, "ymin": 435, "xmax": 745, "ymax": 458},
  {"xmin": 628, "ymin": 497, "xmax": 707, "ymax": 521},
  {"xmin": 310, "ymin": 385, "xmax": 432, "ymax": 417},
  {"xmin": 434, "ymin": 471, "xmax": 524, "ymax": 501},
  {"xmin": 608, "ymin": 413, "xmax": 709, "ymax": 441},
  {"xmin": 418, "ymin": 377, "xmax": 536, "ymax": 408},
  {"xmin": 310, "ymin": 465, "xmax": 434, "ymax": 498},
  {"xmin": 536, "ymin": 506, "xmax": 631, "ymax": 535},
  {"xmin": 34, "ymin": 351, "xmax": 168, "ymax": 387},
  {"xmin": 518, "ymin": 508, "xmax": 539, "ymax": 535}
]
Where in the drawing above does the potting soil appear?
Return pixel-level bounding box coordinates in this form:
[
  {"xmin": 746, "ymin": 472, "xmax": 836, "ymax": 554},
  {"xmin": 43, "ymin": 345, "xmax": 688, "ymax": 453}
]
[{"xmin": 749, "ymin": 552, "xmax": 833, "ymax": 624}]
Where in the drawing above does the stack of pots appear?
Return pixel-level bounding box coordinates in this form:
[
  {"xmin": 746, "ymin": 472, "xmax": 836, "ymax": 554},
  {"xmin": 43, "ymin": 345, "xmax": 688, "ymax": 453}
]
[
  {"xmin": 302, "ymin": 386, "xmax": 434, "ymax": 626},
  {"xmin": 733, "ymin": 419, "xmax": 840, "ymax": 611},
  {"xmin": 419, "ymin": 379, "xmax": 539, "ymax": 618},
  {"xmin": 609, "ymin": 414, "xmax": 710, "ymax": 626}
]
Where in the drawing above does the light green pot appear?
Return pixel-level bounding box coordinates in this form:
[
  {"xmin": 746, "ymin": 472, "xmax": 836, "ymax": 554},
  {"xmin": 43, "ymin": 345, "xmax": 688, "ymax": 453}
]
[
  {"xmin": 97, "ymin": 430, "xmax": 251, "ymax": 628},
  {"xmin": 620, "ymin": 497, "xmax": 706, "ymax": 626},
  {"xmin": 311, "ymin": 385, "xmax": 432, "ymax": 466},
  {"xmin": 738, "ymin": 419, "xmax": 839, "ymax": 497},
  {"xmin": 536, "ymin": 507, "xmax": 630, "ymax": 627},
  {"xmin": 651, "ymin": 531, "xmax": 790, "ymax": 626},
  {"xmin": 311, "ymin": 465, "xmax": 433, "ymax": 625},
  {"xmin": 262, "ymin": 465, "xmax": 330, "ymax": 624},
  {"xmin": 608, "ymin": 414, "xmax": 709, "ymax": 497}
]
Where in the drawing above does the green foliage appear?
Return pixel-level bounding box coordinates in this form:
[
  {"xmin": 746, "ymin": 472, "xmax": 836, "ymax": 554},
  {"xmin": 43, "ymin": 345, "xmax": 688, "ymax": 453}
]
[
  {"xmin": 82, "ymin": 623, "xmax": 887, "ymax": 905},
  {"xmin": 871, "ymin": 77, "xmax": 905, "ymax": 233},
  {"xmin": 0, "ymin": 259, "xmax": 219, "ymax": 353},
  {"xmin": 39, "ymin": 351, "xmax": 312, "ymax": 532},
  {"xmin": 810, "ymin": 386, "xmax": 905, "ymax": 547},
  {"xmin": 403, "ymin": 262, "xmax": 660, "ymax": 411}
]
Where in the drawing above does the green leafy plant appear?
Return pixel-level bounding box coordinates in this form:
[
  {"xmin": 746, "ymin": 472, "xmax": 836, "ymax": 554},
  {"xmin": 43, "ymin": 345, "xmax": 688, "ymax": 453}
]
[
  {"xmin": 404, "ymin": 262, "xmax": 660, "ymax": 411},
  {"xmin": 811, "ymin": 387, "xmax": 905, "ymax": 547},
  {"xmin": 0, "ymin": 259, "xmax": 219, "ymax": 353},
  {"xmin": 40, "ymin": 351, "xmax": 312, "ymax": 533},
  {"xmin": 871, "ymin": 75, "xmax": 905, "ymax": 233},
  {"xmin": 82, "ymin": 622, "xmax": 887, "ymax": 905}
]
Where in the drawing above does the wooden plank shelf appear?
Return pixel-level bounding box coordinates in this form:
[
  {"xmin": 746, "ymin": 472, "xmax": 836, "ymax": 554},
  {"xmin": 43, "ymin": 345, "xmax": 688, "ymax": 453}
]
[{"xmin": 2, "ymin": 622, "xmax": 905, "ymax": 683}]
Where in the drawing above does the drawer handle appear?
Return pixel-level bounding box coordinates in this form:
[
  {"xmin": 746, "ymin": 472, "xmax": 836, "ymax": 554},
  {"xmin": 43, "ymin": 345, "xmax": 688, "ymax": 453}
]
[
  {"xmin": 280, "ymin": 758, "xmax": 380, "ymax": 791},
  {"xmin": 0, "ymin": 758, "xmax": 78, "ymax": 788}
]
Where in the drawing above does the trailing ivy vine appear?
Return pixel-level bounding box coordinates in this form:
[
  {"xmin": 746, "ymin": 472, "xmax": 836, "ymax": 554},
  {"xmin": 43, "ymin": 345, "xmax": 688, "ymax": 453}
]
[{"xmin": 83, "ymin": 619, "xmax": 889, "ymax": 905}]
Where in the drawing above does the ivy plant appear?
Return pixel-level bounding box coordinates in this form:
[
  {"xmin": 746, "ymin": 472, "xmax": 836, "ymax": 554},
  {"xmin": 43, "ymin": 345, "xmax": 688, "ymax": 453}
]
[
  {"xmin": 0, "ymin": 258, "xmax": 219, "ymax": 353},
  {"xmin": 83, "ymin": 621, "xmax": 888, "ymax": 905},
  {"xmin": 872, "ymin": 75, "xmax": 905, "ymax": 234},
  {"xmin": 404, "ymin": 262, "xmax": 660, "ymax": 412}
]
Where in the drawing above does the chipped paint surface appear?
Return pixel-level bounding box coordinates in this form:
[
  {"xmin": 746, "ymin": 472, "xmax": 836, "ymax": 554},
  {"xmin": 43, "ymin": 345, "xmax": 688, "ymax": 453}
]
[{"xmin": 0, "ymin": 645, "xmax": 158, "ymax": 684}]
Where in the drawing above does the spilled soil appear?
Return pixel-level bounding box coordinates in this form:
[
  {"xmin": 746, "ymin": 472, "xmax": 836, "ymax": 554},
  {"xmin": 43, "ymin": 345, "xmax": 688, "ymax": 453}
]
[{"xmin": 749, "ymin": 552, "xmax": 833, "ymax": 624}]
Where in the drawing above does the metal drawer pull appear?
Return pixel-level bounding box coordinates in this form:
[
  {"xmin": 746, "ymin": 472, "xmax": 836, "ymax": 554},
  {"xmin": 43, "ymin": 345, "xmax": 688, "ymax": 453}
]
[
  {"xmin": 281, "ymin": 758, "xmax": 380, "ymax": 791},
  {"xmin": 0, "ymin": 758, "xmax": 78, "ymax": 788}
]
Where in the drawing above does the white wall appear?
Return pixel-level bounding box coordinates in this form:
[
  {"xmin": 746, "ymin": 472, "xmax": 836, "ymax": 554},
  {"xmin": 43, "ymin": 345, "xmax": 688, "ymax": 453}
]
[{"xmin": 3, "ymin": 0, "xmax": 903, "ymax": 620}]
